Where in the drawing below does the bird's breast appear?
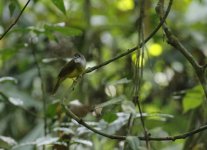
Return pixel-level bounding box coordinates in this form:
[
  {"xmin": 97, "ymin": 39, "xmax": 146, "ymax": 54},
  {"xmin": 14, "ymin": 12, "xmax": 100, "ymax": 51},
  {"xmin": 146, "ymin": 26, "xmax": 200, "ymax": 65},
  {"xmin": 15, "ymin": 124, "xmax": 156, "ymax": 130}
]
[{"xmin": 66, "ymin": 65, "xmax": 85, "ymax": 78}]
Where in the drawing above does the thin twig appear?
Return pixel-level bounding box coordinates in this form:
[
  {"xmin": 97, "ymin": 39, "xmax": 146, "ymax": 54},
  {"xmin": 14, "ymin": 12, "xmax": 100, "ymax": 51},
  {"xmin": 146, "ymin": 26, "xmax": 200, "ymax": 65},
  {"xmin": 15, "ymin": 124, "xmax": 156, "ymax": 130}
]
[
  {"xmin": 0, "ymin": 0, "xmax": 31, "ymax": 40},
  {"xmin": 134, "ymin": 0, "xmax": 149, "ymax": 148},
  {"xmin": 31, "ymin": 42, "xmax": 47, "ymax": 136},
  {"xmin": 63, "ymin": 104, "xmax": 207, "ymax": 141}
]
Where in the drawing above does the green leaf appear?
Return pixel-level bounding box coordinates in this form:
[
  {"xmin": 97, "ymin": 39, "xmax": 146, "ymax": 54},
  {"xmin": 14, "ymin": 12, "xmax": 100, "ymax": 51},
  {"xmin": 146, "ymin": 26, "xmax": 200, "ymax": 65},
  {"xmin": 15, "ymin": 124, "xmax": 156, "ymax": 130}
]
[
  {"xmin": 9, "ymin": 2, "xmax": 16, "ymax": 16},
  {"xmin": 46, "ymin": 101, "xmax": 59, "ymax": 118},
  {"xmin": 95, "ymin": 96, "xmax": 125, "ymax": 109},
  {"xmin": 183, "ymin": 85, "xmax": 204, "ymax": 113},
  {"xmin": 0, "ymin": 48, "xmax": 19, "ymax": 62},
  {"xmin": 52, "ymin": 0, "xmax": 66, "ymax": 15},
  {"xmin": 125, "ymin": 136, "xmax": 140, "ymax": 150},
  {"xmin": 103, "ymin": 112, "xmax": 117, "ymax": 123},
  {"xmin": 44, "ymin": 25, "xmax": 82, "ymax": 36},
  {"xmin": 110, "ymin": 78, "xmax": 131, "ymax": 85}
]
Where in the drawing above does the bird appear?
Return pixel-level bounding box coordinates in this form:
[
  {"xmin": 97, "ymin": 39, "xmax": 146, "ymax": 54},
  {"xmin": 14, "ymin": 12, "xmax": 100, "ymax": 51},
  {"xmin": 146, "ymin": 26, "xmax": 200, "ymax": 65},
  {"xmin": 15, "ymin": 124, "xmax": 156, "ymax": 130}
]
[{"xmin": 52, "ymin": 53, "xmax": 86, "ymax": 94}]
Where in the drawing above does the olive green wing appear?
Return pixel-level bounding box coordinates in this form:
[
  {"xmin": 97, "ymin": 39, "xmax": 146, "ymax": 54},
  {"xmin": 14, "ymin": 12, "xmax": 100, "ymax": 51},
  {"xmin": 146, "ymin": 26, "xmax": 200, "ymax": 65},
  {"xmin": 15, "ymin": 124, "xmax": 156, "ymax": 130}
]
[
  {"xmin": 52, "ymin": 60, "xmax": 76, "ymax": 94},
  {"xmin": 58, "ymin": 60, "xmax": 76, "ymax": 79}
]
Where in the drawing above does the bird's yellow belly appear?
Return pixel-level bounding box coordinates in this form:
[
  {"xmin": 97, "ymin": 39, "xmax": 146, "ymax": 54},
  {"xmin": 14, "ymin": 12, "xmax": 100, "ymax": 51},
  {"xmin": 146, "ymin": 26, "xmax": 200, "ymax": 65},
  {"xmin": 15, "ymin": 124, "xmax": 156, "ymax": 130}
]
[{"xmin": 67, "ymin": 68, "xmax": 84, "ymax": 78}]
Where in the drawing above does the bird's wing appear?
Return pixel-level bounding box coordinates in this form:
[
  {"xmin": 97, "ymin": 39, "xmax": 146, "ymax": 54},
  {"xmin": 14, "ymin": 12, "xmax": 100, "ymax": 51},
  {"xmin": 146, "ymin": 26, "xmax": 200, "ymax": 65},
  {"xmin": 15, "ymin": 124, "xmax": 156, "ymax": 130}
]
[
  {"xmin": 52, "ymin": 77, "xmax": 62, "ymax": 94},
  {"xmin": 58, "ymin": 59, "xmax": 77, "ymax": 79}
]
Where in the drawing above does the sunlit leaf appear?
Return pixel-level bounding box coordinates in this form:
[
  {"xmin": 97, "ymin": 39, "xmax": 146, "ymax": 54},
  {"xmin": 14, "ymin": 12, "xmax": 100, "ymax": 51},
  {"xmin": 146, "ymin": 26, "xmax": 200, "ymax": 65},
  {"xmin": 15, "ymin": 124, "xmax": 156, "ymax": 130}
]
[
  {"xmin": 121, "ymin": 101, "xmax": 136, "ymax": 113},
  {"xmin": 36, "ymin": 137, "xmax": 59, "ymax": 146},
  {"xmin": 110, "ymin": 78, "xmax": 131, "ymax": 85},
  {"xmin": 95, "ymin": 96, "xmax": 125, "ymax": 109},
  {"xmin": 173, "ymin": 0, "xmax": 192, "ymax": 12},
  {"xmin": 44, "ymin": 25, "xmax": 82, "ymax": 36},
  {"xmin": 53, "ymin": 127, "xmax": 74, "ymax": 134},
  {"xmin": 0, "ymin": 135, "xmax": 17, "ymax": 149},
  {"xmin": 105, "ymin": 85, "xmax": 116, "ymax": 97},
  {"xmin": 183, "ymin": 85, "xmax": 204, "ymax": 113},
  {"xmin": 73, "ymin": 138, "xmax": 93, "ymax": 146},
  {"xmin": 0, "ymin": 76, "xmax": 18, "ymax": 84},
  {"xmin": 145, "ymin": 105, "xmax": 160, "ymax": 113},
  {"xmin": 147, "ymin": 113, "xmax": 174, "ymax": 122},
  {"xmin": 52, "ymin": 0, "xmax": 66, "ymax": 15},
  {"xmin": 148, "ymin": 113, "xmax": 174, "ymax": 120},
  {"xmin": 8, "ymin": 97, "xmax": 24, "ymax": 106}
]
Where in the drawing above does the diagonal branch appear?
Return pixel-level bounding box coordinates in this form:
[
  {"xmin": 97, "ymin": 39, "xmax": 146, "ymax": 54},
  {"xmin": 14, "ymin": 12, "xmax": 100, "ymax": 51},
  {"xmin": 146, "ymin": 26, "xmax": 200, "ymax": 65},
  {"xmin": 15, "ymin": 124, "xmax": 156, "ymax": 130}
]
[
  {"xmin": 63, "ymin": 104, "xmax": 207, "ymax": 141},
  {"xmin": 62, "ymin": 104, "xmax": 126, "ymax": 140},
  {"xmin": 84, "ymin": 0, "xmax": 173, "ymax": 74},
  {"xmin": 155, "ymin": 0, "xmax": 207, "ymax": 99},
  {"xmin": 0, "ymin": 0, "xmax": 31, "ymax": 40}
]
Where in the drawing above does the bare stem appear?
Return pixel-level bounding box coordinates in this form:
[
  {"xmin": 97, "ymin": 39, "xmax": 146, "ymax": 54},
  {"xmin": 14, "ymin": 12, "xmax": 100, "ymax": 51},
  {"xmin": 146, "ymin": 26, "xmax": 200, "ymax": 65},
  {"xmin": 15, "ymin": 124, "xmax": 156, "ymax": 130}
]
[
  {"xmin": 63, "ymin": 103, "xmax": 207, "ymax": 141},
  {"xmin": 0, "ymin": 0, "xmax": 31, "ymax": 40}
]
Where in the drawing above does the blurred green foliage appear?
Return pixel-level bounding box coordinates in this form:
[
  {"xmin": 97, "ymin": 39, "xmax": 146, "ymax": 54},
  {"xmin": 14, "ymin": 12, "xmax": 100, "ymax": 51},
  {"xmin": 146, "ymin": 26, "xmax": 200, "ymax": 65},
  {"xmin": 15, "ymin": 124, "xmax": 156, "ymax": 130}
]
[{"xmin": 0, "ymin": 0, "xmax": 207, "ymax": 149}]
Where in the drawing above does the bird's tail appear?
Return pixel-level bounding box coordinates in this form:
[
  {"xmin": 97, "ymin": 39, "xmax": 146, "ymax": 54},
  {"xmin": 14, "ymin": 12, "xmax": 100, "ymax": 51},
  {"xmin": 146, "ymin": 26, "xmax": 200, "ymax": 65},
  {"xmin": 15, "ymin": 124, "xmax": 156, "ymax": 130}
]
[{"xmin": 52, "ymin": 78, "xmax": 62, "ymax": 95}]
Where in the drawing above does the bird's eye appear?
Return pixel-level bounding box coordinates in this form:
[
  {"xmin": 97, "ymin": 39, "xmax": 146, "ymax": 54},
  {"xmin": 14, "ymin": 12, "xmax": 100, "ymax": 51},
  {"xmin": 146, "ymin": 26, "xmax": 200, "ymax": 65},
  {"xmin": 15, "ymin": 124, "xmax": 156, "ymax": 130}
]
[{"xmin": 74, "ymin": 53, "xmax": 80, "ymax": 58}]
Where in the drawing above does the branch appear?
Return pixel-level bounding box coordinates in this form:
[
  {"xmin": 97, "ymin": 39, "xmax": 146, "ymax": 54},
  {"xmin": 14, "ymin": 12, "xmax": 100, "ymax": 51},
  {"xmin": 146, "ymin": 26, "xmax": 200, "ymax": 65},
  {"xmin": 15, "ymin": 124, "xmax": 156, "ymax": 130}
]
[
  {"xmin": 63, "ymin": 104, "xmax": 207, "ymax": 141},
  {"xmin": 84, "ymin": 0, "xmax": 173, "ymax": 74},
  {"xmin": 62, "ymin": 104, "xmax": 125, "ymax": 140},
  {"xmin": 0, "ymin": 0, "xmax": 31, "ymax": 40},
  {"xmin": 155, "ymin": 0, "xmax": 207, "ymax": 99},
  {"xmin": 135, "ymin": 0, "xmax": 149, "ymax": 148}
]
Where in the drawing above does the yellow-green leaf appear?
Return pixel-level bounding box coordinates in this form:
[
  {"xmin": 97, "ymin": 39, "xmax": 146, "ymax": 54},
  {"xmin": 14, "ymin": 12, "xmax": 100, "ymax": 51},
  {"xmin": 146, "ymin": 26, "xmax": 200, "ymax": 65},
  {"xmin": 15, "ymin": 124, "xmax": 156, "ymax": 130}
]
[
  {"xmin": 103, "ymin": 112, "xmax": 117, "ymax": 123},
  {"xmin": 183, "ymin": 85, "xmax": 204, "ymax": 113}
]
